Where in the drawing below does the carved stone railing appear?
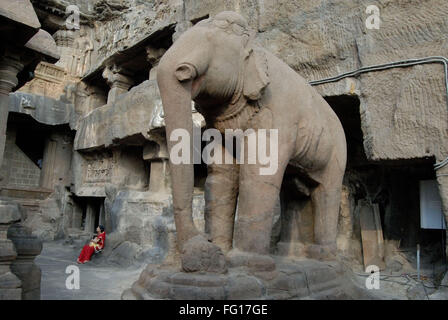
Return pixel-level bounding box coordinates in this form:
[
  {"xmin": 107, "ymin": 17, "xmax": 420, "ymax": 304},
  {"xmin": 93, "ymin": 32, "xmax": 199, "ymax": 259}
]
[{"xmin": 18, "ymin": 62, "xmax": 66, "ymax": 100}]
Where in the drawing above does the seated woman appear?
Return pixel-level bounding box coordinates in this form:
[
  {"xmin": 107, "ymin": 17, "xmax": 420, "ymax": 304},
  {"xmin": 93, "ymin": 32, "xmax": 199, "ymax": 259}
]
[{"xmin": 77, "ymin": 225, "xmax": 106, "ymax": 264}]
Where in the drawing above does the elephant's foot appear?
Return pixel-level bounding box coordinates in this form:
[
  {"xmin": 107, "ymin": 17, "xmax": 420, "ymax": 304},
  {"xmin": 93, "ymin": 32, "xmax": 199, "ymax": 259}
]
[
  {"xmin": 181, "ymin": 235, "xmax": 227, "ymax": 274},
  {"xmin": 306, "ymin": 243, "xmax": 337, "ymax": 261},
  {"xmin": 226, "ymin": 248, "xmax": 276, "ymax": 272}
]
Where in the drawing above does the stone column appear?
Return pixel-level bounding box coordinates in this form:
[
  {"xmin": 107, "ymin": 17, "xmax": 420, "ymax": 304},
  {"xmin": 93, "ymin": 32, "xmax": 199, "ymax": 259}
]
[
  {"xmin": 0, "ymin": 53, "xmax": 25, "ymax": 300},
  {"xmin": 0, "ymin": 54, "xmax": 23, "ymax": 170},
  {"xmin": 101, "ymin": 64, "xmax": 134, "ymax": 105},
  {"xmin": 143, "ymin": 133, "xmax": 171, "ymax": 194},
  {"xmin": 99, "ymin": 202, "xmax": 105, "ymax": 227},
  {"xmin": 84, "ymin": 203, "xmax": 95, "ymax": 234},
  {"xmin": 72, "ymin": 204, "xmax": 83, "ymax": 229},
  {"xmin": 0, "ymin": 201, "xmax": 22, "ymax": 300},
  {"xmin": 39, "ymin": 137, "xmax": 57, "ymax": 189}
]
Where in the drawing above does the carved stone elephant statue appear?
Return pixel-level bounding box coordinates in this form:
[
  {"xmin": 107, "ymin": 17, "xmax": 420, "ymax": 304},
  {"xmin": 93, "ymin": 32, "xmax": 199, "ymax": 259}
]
[{"xmin": 157, "ymin": 11, "xmax": 347, "ymax": 272}]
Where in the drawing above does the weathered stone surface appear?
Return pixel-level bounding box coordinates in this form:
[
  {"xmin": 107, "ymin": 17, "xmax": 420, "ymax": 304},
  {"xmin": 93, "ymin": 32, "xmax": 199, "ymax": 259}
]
[
  {"xmin": 267, "ymin": 272, "xmax": 308, "ymax": 298},
  {"xmin": 181, "ymin": 235, "xmax": 227, "ymax": 274},
  {"xmin": 0, "ymin": 0, "xmax": 40, "ymax": 31},
  {"xmin": 126, "ymin": 257, "xmax": 377, "ymax": 300},
  {"xmin": 9, "ymin": 92, "xmax": 72, "ymax": 126},
  {"xmin": 0, "ymin": 288, "xmax": 21, "ymax": 300},
  {"xmin": 24, "ymin": 29, "xmax": 60, "ymax": 62},
  {"xmin": 0, "ymin": 200, "xmax": 22, "ymax": 224},
  {"xmin": 227, "ymin": 249, "xmax": 276, "ymax": 272},
  {"xmin": 225, "ymin": 274, "xmax": 264, "ymax": 299},
  {"xmin": 0, "ymin": 271, "xmax": 21, "ymax": 289},
  {"xmin": 74, "ymin": 80, "xmax": 162, "ymax": 150},
  {"xmin": 107, "ymin": 241, "xmax": 141, "ymax": 267}
]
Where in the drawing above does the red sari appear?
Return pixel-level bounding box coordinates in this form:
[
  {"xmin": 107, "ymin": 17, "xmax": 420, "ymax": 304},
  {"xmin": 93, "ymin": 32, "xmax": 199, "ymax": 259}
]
[{"xmin": 78, "ymin": 232, "xmax": 105, "ymax": 263}]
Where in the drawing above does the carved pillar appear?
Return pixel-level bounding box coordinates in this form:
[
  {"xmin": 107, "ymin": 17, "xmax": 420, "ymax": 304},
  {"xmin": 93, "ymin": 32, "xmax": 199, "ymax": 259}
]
[
  {"xmin": 53, "ymin": 29, "xmax": 75, "ymax": 65},
  {"xmin": 143, "ymin": 133, "xmax": 171, "ymax": 194},
  {"xmin": 72, "ymin": 204, "xmax": 83, "ymax": 229},
  {"xmin": 0, "ymin": 54, "xmax": 24, "ymax": 169},
  {"xmin": 102, "ymin": 65, "xmax": 133, "ymax": 105},
  {"xmin": 39, "ymin": 137, "xmax": 57, "ymax": 189},
  {"xmin": 84, "ymin": 203, "xmax": 95, "ymax": 234},
  {"xmin": 0, "ymin": 53, "xmax": 25, "ymax": 300},
  {"xmin": 99, "ymin": 202, "xmax": 105, "ymax": 227},
  {"xmin": 7, "ymin": 223, "xmax": 42, "ymax": 300},
  {"xmin": 0, "ymin": 201, "xmax": 22, "ymax": 299},
  {"xmin": 39, "ymin": 132, "xmax": 73, "ymax": 190}
]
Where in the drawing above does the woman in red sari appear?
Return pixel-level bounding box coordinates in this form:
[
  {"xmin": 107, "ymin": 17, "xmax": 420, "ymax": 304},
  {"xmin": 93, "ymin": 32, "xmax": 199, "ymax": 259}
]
[{"xmin": 77, "ymin": 225, "xmax": 105, "ymax": 264}]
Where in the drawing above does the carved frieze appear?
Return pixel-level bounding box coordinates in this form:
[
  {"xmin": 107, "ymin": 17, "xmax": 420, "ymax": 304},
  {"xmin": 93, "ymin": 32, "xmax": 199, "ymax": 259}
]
[
  {"xmin": 83, "ymin": 153, "xmax": 115, "ymax": 184},
  {"xmin": 18, "ymin": 62, "xmax": 66, "ymax": 99}
]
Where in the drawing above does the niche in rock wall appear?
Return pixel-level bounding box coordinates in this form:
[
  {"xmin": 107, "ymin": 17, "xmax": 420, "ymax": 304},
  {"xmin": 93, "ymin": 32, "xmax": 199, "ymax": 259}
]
[
  {"xmin": 71, "ymin": 196, "xmax": 106, "ymax": 234},
  {"xmin": 2, "ymin": 114, "xmax": 47, "ymax": 189},
  {"xmin": 382, "ymin": 162, "xmax": 446, "ymax": 256}
]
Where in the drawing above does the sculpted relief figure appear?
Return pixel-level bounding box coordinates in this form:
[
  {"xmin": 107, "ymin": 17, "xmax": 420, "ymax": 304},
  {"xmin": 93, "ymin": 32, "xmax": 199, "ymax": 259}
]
[
  {"xmin": 157, "ymin": 12, "xmax": 347, "ymax": 272},
  {"xmin": 71, "ymin": 28, "xmax": 94, "ymax": 77}
]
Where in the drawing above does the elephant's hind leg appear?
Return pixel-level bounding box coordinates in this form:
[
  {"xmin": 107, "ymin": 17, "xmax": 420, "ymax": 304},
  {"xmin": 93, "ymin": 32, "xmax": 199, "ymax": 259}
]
[{"xmin": 310, "ymin": 152, "xmax": 345, "ymax": 255}]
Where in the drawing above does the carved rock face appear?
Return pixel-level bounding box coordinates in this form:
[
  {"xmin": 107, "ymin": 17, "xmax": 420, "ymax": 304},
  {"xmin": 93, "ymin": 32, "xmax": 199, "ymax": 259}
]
[{"xmin": 181, "ymin": 235, "xmax": 227, "ymax": 274}]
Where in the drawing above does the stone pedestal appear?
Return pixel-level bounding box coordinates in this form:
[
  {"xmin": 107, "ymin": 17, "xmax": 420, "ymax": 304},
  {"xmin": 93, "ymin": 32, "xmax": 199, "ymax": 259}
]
[
  {"xmin": 7, "ymin": 223, "xmax": 43, "ymax": 300},
  {"xmin": 122, "ymin": 254, "xmax": 377, "ymax": 300},
  {"xmin": 0, "ymin": 200, "xmax": 22, "ymax": 300}
]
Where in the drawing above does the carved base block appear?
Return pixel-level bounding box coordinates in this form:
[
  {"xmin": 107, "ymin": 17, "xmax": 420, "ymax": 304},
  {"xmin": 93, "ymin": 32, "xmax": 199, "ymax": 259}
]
[
  {"xmin": 122, "ymin": 256, "xmax": 377, "ymax": 300},
  {"xmin": 8, "ymin": 224, "xmax": 43, "ymax": 300}
]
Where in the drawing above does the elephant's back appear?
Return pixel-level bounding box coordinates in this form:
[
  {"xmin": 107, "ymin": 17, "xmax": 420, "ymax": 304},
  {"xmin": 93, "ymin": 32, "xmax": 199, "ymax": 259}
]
[{"xmin": 263, "ymin": 50, "xmax": 347, "ymax": 172}]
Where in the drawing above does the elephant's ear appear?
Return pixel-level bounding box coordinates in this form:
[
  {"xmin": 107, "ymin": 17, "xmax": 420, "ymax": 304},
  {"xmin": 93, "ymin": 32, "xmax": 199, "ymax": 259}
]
[{"xmin": 243, "ymin": 47, "xmax": 269, "ymax": 101}]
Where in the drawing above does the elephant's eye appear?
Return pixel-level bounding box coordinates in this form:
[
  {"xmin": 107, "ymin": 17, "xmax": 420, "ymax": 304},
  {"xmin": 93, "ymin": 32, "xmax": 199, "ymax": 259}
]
[{"xmin": 213, "ymin": 19, "xmax": 229, "ymax": 29}]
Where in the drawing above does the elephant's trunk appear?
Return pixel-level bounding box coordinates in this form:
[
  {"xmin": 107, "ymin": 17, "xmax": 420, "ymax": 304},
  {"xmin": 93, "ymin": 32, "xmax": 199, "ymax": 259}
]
[
  {"xmin": 157, "ymin": 58, "xmax": 198, "ymax": 250},
  {"xmin": 156, "ymin": 27, "xmax": 212, "ymax": 251}
]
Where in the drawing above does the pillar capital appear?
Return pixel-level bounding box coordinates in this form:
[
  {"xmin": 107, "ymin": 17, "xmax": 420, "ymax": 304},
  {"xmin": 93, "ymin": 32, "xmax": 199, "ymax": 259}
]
[
  {"xmin": 102, "ymin": 64, "xmax": 134, "ymax": 104},
  {"xmin": 0, "ymin": 54, "xmax": 24, "ymax": 95},
  {"xmin": 102, "ymin": 64, "xmax": 133, "ymax": 89}
]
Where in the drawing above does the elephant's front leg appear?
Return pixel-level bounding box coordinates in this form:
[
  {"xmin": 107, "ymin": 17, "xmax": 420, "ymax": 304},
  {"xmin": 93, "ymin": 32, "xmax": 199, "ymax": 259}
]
[
  {"xmin": 234, "ymin": 165, "xmax": 285, "ymax": 254},
  {"xmin": 204, "ymin": 149, "xmax": 239, "ymax": 253}
]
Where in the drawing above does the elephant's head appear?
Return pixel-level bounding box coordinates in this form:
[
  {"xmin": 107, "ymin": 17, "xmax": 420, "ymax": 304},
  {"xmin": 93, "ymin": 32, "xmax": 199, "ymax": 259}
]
[{"xmin": 157, "ymin": 11, "xmax": 269, "ymax": 263}]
